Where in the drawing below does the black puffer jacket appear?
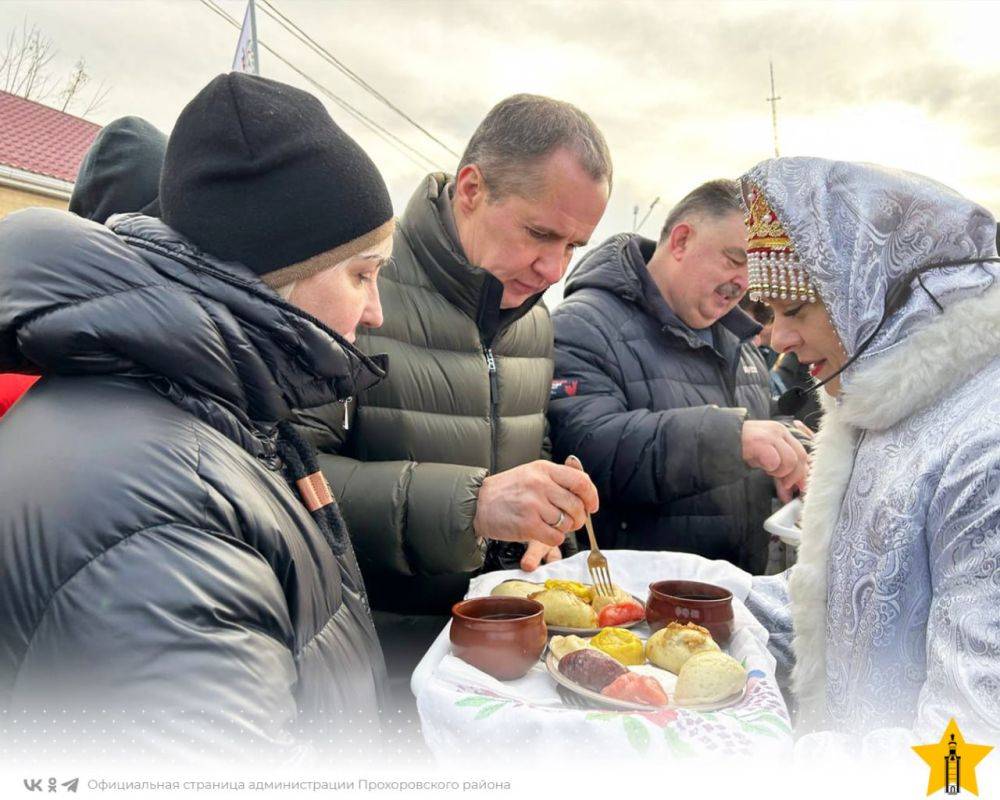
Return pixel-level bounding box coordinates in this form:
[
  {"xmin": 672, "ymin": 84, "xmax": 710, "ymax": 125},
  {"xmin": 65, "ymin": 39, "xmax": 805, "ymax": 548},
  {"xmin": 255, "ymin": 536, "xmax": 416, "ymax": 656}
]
[
  {"xmin": 549, "ymin": 234, "xmax": 774, "ymax": 573},
  {"xmin": 0, "ymin": 209, "xmax": 387, "ymax": 759}
]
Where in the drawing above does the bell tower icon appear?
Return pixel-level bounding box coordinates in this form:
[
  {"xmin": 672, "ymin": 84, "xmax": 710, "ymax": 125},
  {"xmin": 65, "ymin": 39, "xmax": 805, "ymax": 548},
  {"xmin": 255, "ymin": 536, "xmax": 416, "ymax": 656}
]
[{"xmin": 945, "ymin": 733, "xmax": 962, "ymax": 794}]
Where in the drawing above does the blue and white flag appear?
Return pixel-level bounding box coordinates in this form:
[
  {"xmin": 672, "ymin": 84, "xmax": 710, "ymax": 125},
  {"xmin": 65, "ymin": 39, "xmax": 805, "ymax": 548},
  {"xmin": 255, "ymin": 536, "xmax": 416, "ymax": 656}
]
[{"xmin": 232, "ymin": 0, "xmax": 260, "ymax": 74}]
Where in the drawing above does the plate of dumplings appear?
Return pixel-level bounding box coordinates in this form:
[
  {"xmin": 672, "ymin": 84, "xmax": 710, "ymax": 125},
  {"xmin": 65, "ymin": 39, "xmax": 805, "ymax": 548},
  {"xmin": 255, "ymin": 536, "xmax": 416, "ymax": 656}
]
[
  {"xmin": 544, "ymin": 621, "xmax": 749, "ymax": 711},
  {"xmin": 490, "ymin": 578, "xmax": 646, "ymax": 635}
]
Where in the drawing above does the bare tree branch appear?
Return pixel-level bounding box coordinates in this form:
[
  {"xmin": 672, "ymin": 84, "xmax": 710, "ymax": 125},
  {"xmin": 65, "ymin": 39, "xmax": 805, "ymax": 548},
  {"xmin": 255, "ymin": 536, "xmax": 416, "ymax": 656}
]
[
  {"xmin": 0, "ymin": 18, "xmax": 112, "ymax": 117},
  {"xmin": 2, "ymin": 19, "xmax": 57, "ymax": 101},
  {"xmin": 0, "ymin": 28, "xmax": 19, "ymax": 91},
  {"xmin": 13, "ymin": 22, "xmax": 56, "ymax": 100},
  {"xmin": 59, "ymin": 58, "xmax": 89, "ymax": 111},
  {"xmin": 81, "ymin": 80, "xmax": 111, "ymax": 118}
]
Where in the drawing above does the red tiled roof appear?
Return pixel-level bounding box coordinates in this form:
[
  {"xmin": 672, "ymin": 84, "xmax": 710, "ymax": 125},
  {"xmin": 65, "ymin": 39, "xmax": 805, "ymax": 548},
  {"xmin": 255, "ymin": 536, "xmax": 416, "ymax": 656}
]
[{"xmin": 0, "ymin": 90, "xmax": 101, "ymax": 183}]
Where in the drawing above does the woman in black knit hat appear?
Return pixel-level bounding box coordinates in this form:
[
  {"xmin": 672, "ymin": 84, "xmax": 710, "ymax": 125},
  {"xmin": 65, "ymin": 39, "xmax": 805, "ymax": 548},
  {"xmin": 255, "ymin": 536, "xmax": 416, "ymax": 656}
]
[{"xmin": 0, "ymin": 73, "xmax": 395, "ymax": 766}]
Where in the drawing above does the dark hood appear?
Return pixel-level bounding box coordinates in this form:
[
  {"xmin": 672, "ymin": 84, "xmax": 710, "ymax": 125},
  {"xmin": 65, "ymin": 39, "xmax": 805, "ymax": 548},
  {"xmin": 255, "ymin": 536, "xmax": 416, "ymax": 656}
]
[
  {"xmin": 564, "ymin": 232, "xmax": 650, "ymax": 305},
  {"xmin": 0, "ymin": 209, "xmax": 386, "ymax": 429},
  {"xmin": 68, "ymin": 116, "xmax": 166, "ymax": 223},
  {"xmin": 565, "ymin": 232, "xmax": 759, "ymax": 345}
]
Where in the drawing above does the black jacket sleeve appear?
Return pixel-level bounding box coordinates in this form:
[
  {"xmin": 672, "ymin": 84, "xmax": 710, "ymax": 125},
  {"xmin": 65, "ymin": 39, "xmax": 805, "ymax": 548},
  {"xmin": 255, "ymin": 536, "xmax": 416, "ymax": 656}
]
[{"xmin": 549, "ymin": 305, "xmax": 752, "ymax": 506}]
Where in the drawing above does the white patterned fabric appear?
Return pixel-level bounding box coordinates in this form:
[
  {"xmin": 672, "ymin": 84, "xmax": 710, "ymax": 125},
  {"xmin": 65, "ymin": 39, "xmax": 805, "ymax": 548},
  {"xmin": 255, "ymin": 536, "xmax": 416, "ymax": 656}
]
[
  {"xmin": 740, "ymin": 158, "xmax": 1000, "ymax": 743},
  {"xmin": 414, "ymin": 551, "xmax": 792, "ymax": 764}
]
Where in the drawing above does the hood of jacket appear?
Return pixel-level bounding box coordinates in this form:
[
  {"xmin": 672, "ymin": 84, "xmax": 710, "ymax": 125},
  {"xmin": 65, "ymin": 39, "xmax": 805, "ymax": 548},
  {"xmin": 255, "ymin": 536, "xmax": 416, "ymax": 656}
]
[
  {"xmin": 564, "ymin": 232, "xmax": 760, "ymax": 346},
  {"xmin": 398, "ymin": 173, "xmax": 543, "ymax": 340},
  {"xmin": 742, "ymin": 157, "xmax": 1000, "ymax": 430},
  {"xmin": 68, "ymin": 116, "xmax": 166, "ymax": 223},
  {"xmin": 0, "ymin": 209, "xmax": 386, "ymax": 435}
]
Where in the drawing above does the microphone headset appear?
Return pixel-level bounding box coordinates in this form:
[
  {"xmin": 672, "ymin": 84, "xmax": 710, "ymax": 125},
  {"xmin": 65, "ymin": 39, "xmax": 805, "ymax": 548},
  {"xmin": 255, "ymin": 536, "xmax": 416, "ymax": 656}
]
[{"xmin": 777, "ymin": 255, "xmax": 1000, "ymax": 416}]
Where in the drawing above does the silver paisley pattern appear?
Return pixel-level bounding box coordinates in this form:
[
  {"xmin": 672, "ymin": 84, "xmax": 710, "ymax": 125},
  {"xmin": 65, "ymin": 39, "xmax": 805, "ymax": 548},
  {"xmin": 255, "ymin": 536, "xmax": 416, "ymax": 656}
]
[
  {"xmin": 742, "ymin": 158, "xmax": 999, "ymax": 373},
  {"xmin": 825, "ymin": 372, "xmax": 1000, "ymax": 737},
  {"xmin": 743, "ymin": 158, "xmax": 1000, "ymax": 741}
]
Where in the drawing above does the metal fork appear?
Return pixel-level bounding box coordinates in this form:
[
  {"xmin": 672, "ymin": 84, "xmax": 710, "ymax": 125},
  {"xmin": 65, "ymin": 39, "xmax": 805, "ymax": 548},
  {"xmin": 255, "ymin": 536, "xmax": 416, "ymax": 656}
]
[{"xmin": 565, "ymin": 455, "xmax": 614, "ymax": 597}]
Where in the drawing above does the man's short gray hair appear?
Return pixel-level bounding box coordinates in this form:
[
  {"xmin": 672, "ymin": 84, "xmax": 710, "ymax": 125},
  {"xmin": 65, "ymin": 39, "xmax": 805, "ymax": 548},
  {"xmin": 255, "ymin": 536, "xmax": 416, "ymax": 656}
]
[
  {"xmin": 659, "ymin": 179, "xmax": 741, "ymax": 244},
  {"xmin": 457, "ymin": 93, "xmax": 613, "ymax": 200}
]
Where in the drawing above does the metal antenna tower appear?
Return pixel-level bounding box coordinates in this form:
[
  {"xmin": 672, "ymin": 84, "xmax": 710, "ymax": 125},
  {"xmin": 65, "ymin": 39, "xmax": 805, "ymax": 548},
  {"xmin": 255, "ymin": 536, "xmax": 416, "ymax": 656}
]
[
  {"xmin": 636, "ymin": 197, "xmax": 661, "ymax": 234},
  {"xmin": 767, "ymin": 60, "xmax": 781, "ymax": 158}
]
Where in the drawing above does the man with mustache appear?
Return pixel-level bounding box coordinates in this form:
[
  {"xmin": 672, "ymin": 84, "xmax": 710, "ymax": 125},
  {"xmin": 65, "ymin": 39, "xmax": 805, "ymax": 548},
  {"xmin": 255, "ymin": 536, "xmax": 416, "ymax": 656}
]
[{"xmin": 548, "ymin": 179, "xmax": 808, "ymax": 573}]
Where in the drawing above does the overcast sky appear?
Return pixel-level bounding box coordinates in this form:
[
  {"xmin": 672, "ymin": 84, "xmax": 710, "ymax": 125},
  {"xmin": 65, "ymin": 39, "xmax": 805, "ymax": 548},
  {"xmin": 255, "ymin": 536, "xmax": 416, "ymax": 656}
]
[{"xmin": 5, "ymin": 0, "xmax": 1000, "ymax": 304}]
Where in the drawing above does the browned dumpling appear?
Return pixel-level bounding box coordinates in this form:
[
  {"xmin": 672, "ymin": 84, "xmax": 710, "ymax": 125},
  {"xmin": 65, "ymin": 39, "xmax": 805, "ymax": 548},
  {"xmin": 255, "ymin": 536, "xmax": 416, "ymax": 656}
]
[{"xmin": 645, "ymin": 621, "xmax": 720, "ymax": 673}]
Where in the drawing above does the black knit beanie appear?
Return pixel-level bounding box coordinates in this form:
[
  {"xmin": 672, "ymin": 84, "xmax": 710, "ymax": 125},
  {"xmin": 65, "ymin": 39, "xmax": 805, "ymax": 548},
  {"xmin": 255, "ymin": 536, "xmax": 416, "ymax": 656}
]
[{"xmin": 160, "ymin": 73, "xmax": 394, "ymax": 283}]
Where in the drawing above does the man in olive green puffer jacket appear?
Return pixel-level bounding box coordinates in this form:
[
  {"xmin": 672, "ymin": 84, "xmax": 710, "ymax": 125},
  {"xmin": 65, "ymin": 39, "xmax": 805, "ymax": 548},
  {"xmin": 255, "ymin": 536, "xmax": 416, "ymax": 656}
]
[{"xmin": 297, "ymin": 94, "xmax": 612, "ymax": 705}]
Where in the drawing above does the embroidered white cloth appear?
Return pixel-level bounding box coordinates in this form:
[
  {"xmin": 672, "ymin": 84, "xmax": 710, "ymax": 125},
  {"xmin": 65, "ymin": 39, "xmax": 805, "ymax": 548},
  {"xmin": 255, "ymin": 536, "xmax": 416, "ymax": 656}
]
[{"xmin": 414, "ymin": 550, "xmax": 792, "ymax": 764}]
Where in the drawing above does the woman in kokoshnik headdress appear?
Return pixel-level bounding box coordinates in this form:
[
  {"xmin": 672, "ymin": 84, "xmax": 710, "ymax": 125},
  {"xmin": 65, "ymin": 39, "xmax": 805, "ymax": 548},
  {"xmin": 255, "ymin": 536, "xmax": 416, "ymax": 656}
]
[{"xmin": 741, "ymin": 157, "xmax": 1000, "ymax": 745}]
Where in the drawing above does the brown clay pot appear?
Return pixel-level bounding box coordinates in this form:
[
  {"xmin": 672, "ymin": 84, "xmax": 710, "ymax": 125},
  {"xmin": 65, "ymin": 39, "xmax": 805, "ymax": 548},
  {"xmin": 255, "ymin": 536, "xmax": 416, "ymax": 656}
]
[
  {"xmin": 645, "ymin": 579, "xmax": 735, "ymax": 645},
  {"xmin": 450, "ymin": 596, "xmax": 547, "ymax": 680}
]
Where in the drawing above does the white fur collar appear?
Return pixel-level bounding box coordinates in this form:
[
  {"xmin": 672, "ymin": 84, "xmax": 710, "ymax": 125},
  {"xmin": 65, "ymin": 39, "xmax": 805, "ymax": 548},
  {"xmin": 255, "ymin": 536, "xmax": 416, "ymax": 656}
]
[
  {"xmin": 788, "ymin": 283, "xmax": 1000, "ymax": 731},
  {"xmin": 839, "ymin": 284, "xmax": 1000, "ymax": 430}
]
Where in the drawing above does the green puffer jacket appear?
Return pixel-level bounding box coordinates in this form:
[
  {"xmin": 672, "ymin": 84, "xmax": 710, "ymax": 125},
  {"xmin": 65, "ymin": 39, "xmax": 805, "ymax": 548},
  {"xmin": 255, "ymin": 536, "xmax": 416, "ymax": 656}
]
[{"xmin": 299, "ymin": 174, "xmax": 554, "ymax": 620}]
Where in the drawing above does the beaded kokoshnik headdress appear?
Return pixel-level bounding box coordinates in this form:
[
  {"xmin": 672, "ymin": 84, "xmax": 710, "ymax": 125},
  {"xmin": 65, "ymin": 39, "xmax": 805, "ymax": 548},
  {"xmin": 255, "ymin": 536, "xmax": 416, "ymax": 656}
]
[{"xmin": 744, "ymin": 183, "xmax": 818, "ymax": 303}]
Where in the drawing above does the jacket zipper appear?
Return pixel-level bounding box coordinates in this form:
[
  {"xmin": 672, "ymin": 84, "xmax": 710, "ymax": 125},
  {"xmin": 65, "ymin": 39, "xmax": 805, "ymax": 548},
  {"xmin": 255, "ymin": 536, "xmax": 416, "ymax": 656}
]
[
  {"xmin": 483, "ymin": 346, "xmax": 499, "ymax": 473},
  {"xmin": 342, "ymin": 396, "xmax": 352, "ymax": 430},
  {"xmin": 474, "ymin": 275, "xmax": 507, "ymax": 477}
]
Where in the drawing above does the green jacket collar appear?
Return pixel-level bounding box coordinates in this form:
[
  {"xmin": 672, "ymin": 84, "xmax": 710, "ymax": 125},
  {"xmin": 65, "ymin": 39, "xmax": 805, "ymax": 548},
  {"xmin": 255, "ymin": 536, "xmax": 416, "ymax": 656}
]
[{"xmin": 399, "ymin": 173, "xmax": 543, "ymax": 343}]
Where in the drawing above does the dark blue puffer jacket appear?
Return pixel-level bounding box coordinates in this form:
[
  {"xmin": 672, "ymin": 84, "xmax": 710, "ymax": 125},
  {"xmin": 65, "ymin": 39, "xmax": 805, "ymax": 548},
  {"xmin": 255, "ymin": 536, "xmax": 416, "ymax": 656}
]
[
  {"xmin": 549, "ymin": 234, "xmax": 774, "ymax": 573},
  {"xmin": 0, "ymin": 209, "xmax": 388, "ymax": 762}
]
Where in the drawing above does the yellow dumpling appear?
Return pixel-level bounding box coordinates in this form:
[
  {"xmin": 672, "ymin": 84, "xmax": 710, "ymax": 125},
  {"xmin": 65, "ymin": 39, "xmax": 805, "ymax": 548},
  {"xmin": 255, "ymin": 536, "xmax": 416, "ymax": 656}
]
[
  {"xmin": 544, "ymin": 579, "xmax": 594, "ymax": 602},
  {"xmin": 529, "ymin": 589, "xmax": 599, "ymax": 629},
  {"xmin": 590, "ymin": 627, "xmax": 645, "ymax": 666}
]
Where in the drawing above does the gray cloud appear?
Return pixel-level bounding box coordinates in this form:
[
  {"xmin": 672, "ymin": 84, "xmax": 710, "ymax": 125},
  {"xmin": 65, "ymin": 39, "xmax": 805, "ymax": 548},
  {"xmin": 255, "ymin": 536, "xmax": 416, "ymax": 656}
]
[{"xmin": 4, "ymin": 0, "xmax": 999, "ymax": 274}]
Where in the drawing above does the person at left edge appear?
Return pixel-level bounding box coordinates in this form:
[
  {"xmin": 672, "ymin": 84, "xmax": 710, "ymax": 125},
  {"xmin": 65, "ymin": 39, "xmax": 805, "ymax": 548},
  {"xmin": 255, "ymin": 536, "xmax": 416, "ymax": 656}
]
[
  {"xmin": 0, "ymin": 73, "xmax": 392, "ymax": 762},
  {"xmin": 0, "ymin": 115, "xmax": 167, "ymax": 419}
]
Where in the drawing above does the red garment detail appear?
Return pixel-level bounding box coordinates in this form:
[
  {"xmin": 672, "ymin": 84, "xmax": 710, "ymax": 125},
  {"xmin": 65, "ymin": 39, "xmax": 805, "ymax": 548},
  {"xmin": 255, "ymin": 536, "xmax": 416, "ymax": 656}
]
[{"xmin": 0, "ymin": 374, "xmax": 40, "ymax": 418}]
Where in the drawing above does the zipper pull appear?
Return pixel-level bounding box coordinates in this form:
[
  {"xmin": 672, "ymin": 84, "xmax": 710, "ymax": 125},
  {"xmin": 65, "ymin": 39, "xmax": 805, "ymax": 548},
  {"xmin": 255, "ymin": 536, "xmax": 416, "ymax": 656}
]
[
  {"xmin": 484, "ymin": 347, "xmax": 497, "ymax": 372},
  {"xmin": 343, "ymin": 396, "xmax": 352, "ymax": 430}
]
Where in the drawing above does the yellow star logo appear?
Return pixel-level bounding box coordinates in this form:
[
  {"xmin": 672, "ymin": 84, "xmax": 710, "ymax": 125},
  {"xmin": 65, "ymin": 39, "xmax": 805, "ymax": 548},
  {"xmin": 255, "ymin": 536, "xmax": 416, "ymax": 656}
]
[{"xmin": 913, "ymin": 718, "xmax": 993, "ymax": 796}]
